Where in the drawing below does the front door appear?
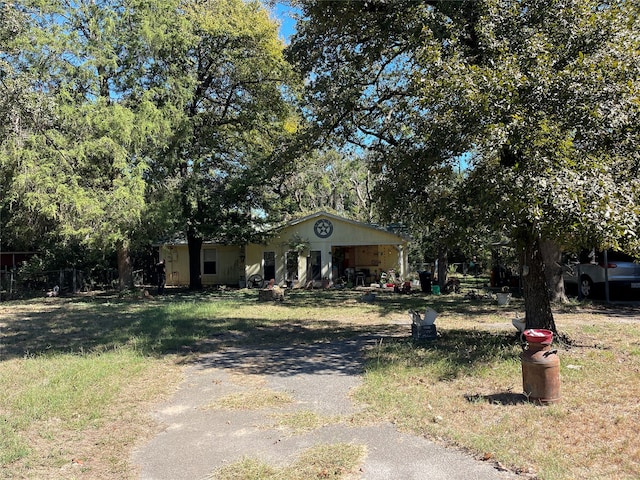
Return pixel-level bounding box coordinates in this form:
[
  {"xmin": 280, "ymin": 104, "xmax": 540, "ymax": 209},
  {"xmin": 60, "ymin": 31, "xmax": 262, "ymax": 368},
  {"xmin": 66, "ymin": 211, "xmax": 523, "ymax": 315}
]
[
  {"xmin": 263, "ymin": 251, "xmax": 276, "ymax": 283},
  {"xmin": 310, "ymin": 250, "xmax": 322, "ymax": 281},
  {"xmin": 285, "ymin": 251, "xmax": 298, "ymax": 287}
]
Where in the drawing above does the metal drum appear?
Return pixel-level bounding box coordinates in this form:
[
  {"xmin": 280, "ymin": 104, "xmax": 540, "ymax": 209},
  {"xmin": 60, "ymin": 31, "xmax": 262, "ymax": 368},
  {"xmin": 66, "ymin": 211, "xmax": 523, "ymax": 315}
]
[{"xmin": 521, "ymin": 329, "xmax": 561, "ymax": 405}]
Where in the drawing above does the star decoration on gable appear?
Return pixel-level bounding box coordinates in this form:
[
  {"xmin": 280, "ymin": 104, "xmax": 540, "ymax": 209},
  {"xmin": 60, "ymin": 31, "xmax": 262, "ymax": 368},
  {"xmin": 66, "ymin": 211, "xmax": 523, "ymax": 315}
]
[{"xmin": 314, "ymin": 219, "xmax": 334, "ymax": 238}]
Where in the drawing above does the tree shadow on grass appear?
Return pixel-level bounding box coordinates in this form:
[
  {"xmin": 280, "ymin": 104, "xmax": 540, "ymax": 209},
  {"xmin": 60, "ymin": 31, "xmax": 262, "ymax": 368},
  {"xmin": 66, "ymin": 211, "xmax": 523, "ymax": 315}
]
[
  {"xmin": 0, "ymin": 293, "xmax": 388, "ymax": 361},
  {"xmin": 164, "ymin": 286, "xmax": 520, "ymax": 320},
  {"xmin": 0, "ymin": 290, "xmax": 520, "ymax": 365},
  {"xmin": 367, "ymin": 292, "xmax": 523, "ymax": 318},
  {"xmin": 1, "ymin": 298, "xmax": 164, "ymax": 359},
  {"xmin": 367, "ymin": 328, "xmax": 522, "ymax": 382},
  {"xmin": 281, "ymin": 289, "xmax": 522, "ymax": 320},
  {"xmin": 192, "ymin": 335, "xmax": 376, "ymax": 377}
]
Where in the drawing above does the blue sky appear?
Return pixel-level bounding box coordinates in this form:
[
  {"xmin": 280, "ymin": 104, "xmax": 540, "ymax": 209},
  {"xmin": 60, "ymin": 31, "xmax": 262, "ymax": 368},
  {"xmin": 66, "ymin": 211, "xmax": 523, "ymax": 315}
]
[
  {"xmin": 268, "ymin": 3, "xmax": 473, "ymax": 172},
  {"xmin": 271, "ymin": 3, "xmax": 299, "ymax": 43}
]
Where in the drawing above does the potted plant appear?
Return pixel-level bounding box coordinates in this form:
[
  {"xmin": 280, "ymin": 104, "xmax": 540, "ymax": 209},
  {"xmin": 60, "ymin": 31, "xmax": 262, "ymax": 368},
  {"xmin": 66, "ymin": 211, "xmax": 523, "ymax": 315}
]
[{"xmin": 287, "ymin": 234, "xmax": 310, "ymax": 256}]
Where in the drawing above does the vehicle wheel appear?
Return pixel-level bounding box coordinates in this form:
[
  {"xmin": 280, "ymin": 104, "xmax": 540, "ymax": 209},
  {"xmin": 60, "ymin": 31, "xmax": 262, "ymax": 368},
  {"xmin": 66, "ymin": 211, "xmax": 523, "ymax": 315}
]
[
  {"xmin": 247, "ymin": 274, "xmax": 264, "ymax": 289},
  {"xmin": 580, "ymin": 276, "xmax": 593, "ymax": 298}
]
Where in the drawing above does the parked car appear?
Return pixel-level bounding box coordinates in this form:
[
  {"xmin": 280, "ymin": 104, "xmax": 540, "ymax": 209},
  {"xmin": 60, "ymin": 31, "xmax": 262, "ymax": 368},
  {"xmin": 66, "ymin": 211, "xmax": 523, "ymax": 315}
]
[{"xmin": 563, "ymin": 249, "xmax": 640, "ymax": 299}]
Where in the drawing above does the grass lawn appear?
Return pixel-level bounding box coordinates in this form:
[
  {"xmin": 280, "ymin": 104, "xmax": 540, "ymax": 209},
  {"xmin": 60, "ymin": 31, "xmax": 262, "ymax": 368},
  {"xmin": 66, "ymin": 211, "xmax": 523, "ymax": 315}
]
[{"xmin": 1, "ymin": 286, "xmax": 639, "ymax": 479}]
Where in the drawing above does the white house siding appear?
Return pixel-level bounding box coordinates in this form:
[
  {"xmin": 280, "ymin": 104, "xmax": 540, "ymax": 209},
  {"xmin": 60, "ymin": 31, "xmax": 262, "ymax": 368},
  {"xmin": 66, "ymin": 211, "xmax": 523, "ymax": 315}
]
[
  {"xmin": 159, "ymin": 212, "xmax": 409, "ymax": 288},
  {"xmin": 265, "ymin": 213, "xmax": 409, "ymax": 287},
  {"xmin": 160, "ymin": 245, "xmax": 187, "ymax": 286},
  {"xmin": 159, "ymin": 244, "xmax": 243, "ymax": 287},
  {"xmin": 244, "ymin": 244, "xmax": 266, "ymax": 283},
  {"xmin": 202, "ymin": 245, "xmax": 244, "ymax": 286}
]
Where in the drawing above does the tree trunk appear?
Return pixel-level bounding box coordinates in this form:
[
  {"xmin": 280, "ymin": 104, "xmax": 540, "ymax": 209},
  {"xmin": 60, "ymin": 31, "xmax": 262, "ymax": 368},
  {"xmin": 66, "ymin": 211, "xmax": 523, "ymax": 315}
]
[
  {"xmin": 117, "ymin": 240, "xmax": 134, "ymax": 291},
  {"xmin": 437, "ymin": 246, "xmax": 448, "ymax": 290},
  {"xmin": 540, "ymin": 239, "xmax": 569, "ymax": 304},
  {"xmin": 187, "ymin": 229, "xmax": 202, "ymax": 290},
  {"xmin": 521, "ymin": 237, "xmax": 557, "ymax": 332}
]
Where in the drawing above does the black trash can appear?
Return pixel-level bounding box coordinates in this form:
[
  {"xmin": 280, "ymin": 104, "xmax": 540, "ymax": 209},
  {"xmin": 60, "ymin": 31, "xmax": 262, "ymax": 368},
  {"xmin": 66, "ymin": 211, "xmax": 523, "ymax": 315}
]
[{"xmin": 418, "ymin": 271, "xmax": 432, "ymax": 294}]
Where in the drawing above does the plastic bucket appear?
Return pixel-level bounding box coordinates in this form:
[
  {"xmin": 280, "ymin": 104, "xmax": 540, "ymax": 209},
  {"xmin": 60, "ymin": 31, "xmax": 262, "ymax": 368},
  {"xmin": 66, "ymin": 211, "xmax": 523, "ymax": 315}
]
[
  {"xmin": 431, "ymin": 285, "xmax": 441, "ymax": 295},
  {"xmin": 496, "ymin": 292, "xmax": 511, "ymax": 305},
  {"xmin": 523, "ymin": 329, "xmax": 553, "ymax": 345}
]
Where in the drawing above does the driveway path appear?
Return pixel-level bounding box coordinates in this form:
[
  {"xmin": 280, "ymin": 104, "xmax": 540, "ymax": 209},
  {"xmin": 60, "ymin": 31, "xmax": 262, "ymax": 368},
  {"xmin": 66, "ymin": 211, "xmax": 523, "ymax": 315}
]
[{"xmin": 133, "ymin": 335, "xmax": 518, "ymax": 480}]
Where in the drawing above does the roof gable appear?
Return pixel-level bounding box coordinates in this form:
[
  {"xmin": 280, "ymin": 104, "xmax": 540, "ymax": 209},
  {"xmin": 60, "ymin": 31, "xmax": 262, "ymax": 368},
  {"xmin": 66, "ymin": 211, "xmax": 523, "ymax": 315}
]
[
  {"xmin": 280, "ymin": 211, "xmax": 409, "ymax": 244},
  {"xmin": 158, "ymin": 211, "xmax": 409, "ymax": 246}
]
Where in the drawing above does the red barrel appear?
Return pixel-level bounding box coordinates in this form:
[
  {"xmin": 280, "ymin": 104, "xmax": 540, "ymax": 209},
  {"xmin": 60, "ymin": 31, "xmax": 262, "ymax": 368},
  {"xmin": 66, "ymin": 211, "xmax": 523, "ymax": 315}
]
[{"xmin": 521, "ymin": 330, "xmax": 560, "ymax": 405}]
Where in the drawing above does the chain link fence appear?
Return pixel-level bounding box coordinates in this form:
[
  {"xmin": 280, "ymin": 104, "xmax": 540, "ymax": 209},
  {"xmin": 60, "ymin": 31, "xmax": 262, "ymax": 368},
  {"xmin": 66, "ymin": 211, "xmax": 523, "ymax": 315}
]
[{"xmin": 0, "ymin": 267, "xmax": 144, "ymax": 300}]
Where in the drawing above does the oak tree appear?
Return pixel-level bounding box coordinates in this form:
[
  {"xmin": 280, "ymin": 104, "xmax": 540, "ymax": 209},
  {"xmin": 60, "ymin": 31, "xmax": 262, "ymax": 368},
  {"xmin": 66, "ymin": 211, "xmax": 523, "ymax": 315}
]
[
  {"xmin": 287, "ymin": 0, "xmax": 640, "ymax": 330},
  {"xmin": 153, "ymin": 0, "xmax": 298, "ymax": 289}
]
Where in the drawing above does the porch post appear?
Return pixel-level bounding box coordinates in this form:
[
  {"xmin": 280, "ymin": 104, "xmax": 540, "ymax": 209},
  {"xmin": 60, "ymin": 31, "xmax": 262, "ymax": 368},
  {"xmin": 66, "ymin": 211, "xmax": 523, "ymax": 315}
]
[
  {"xmin": 299, "ymin": 253, "xmax": 308, "ymax": 285},
  {"xmin": 395, "ymin": 244, "xmax": 408, "ymax": 279}
]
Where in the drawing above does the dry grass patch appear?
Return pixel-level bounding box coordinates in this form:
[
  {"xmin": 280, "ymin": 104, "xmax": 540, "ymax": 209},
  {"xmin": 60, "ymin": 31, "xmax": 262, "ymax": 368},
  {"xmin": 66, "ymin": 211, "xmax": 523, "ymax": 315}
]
[
  {"xmin": 210, "ymin": 442, "xmax": 366, "ymax": 480},
  {"xmin": 3, "ymin": 290, "xmax": 640, "ymax": 480},
  {"xmin": 0, "ymin": 351, "xmax": 180, "ymax": 480},
  {"xmin": 227, "ymin": 371, "xmax": 268, "ymax": 388},
  {"xmin": 208, "ymin": 389, "xmax": 294, "ymax": 411},
  {"xmin": 269, "ymin": 410, "xmax": 342, "ymax": 435},
  {"xmin": 355, "ymin": 306, "xmax": 640, "ymax": 480}
]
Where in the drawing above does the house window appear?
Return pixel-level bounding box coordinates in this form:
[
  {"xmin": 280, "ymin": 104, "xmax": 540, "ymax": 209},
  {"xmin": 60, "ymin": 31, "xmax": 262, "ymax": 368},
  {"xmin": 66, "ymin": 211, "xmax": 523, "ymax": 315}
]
[{"xmin": 203, "ymin": 248, "xmax": 217, "ymax": 275}]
